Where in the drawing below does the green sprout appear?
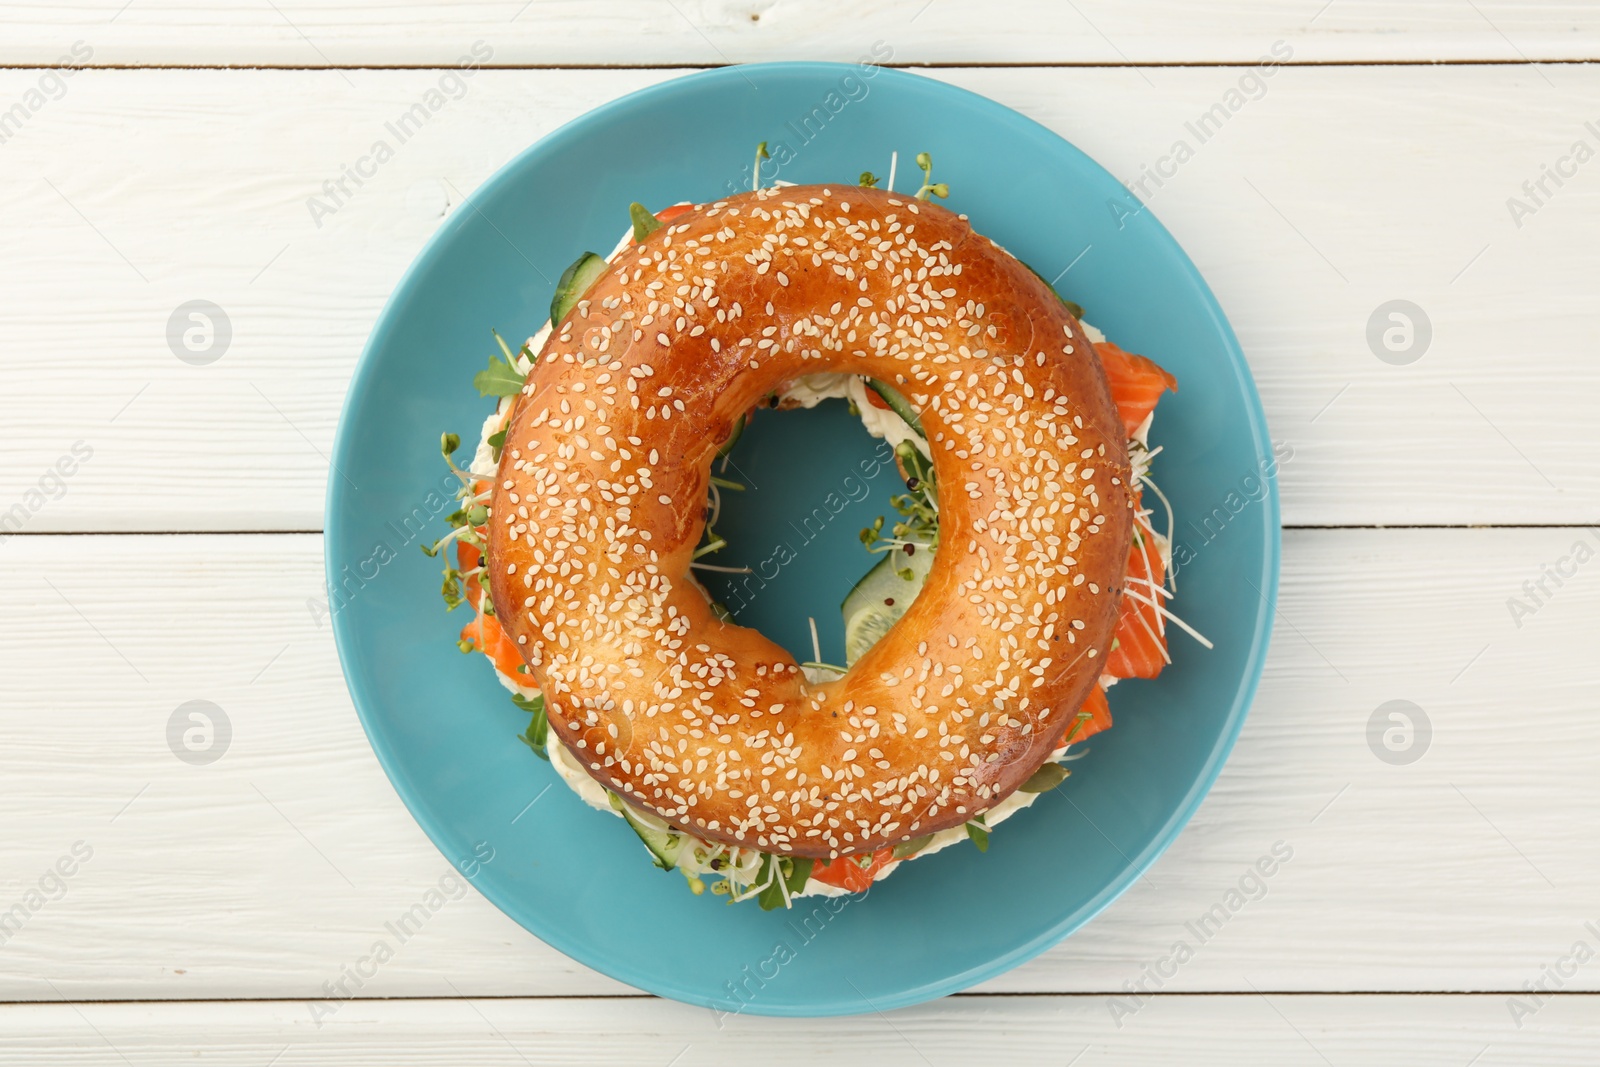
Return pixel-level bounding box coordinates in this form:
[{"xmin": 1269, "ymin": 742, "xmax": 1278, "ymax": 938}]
[
  {"xmin": 860, "ymin": 436, "xmax": 940, "ymax": 566},
  {"xmin": 914, "ymin": 152, "xmax": 949, "ymax": 201},
  {"xmin": 752, "ymin": 141, "xmax": 770, "ymax": 192}
]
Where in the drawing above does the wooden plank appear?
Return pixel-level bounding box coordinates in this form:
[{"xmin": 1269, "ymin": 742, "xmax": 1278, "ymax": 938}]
[
  {"xmin": 4, "ymin": 2, "xmax": 1599, "ymax": 66},
  {"xmin": 1, "ymin": 527, "xmax": 1595, "ymax": 1000},
  {"xmin": 0, "ymin": 65, "xmax": 1595, "ymax": 531},
  {"xmin": 0, "ymin": 994, "xmax": 1596, "ymax": 1064}
]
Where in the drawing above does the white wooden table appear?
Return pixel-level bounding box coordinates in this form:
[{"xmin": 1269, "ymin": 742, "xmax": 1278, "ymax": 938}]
[{"xmin": 2, "ymin": 3, "xmax": 1598, "ymax": 1062}]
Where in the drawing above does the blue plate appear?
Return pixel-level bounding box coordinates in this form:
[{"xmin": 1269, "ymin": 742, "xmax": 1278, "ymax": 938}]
[{"xmin": 327, "ymin": 63, "xmax": 1278, "ymax": 1017}]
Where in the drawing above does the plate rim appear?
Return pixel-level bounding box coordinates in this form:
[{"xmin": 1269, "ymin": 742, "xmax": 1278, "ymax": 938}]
[{"xmin": 326, "ymin": 60, "xmax": 1281, "ymax": 1016}]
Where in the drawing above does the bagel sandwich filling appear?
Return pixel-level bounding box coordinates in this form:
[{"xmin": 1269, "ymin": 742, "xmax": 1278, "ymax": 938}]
[{"xmin": 426, "ymin": 158, "xmax": 1201, "ymax": 908}]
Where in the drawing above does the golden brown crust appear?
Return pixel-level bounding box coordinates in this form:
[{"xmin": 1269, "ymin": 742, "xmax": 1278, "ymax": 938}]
[{"xmin": 488, "ymin": 185, "xmax": 1132, "ymax": 859}]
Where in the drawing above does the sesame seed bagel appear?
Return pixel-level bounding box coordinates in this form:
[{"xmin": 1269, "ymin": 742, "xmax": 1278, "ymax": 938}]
[{"xmin": 488, "ymin": 184, "xmax": 1132, "ymax": 860}]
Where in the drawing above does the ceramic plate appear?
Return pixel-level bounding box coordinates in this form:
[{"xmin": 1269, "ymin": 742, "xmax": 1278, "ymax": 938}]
[{"xmin": 327, "ymin": 63, "xmax": 1279, "ymax": 1016}]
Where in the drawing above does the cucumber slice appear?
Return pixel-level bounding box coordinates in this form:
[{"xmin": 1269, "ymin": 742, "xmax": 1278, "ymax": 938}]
[
  {"xmin": 608, "ymin": 793, "xmax": 685, "ymax": 870},
  {"xmin": 891, "ymin": 833, "xmax": 935, "ymax": 860},
  {"xmin": 716, "ymin": 412, "xmax": 746, "ymax": 458},
  {"xmin": 550, "ymin": 251, "xmax": 607, "ymax": 327},
  {"xmin": 841, "ymin": 543, "xmax": 936, "ymax": 665},
  {"xmin": 864, "ymin": 379, "xmax": 925, "ymax": 436},
  {"xmin": 1019, "ymin": 762, "xmax": 1070, "ymax": 792},
  {"xmin": 1019, "ymin": 259, "xmax": 1085, "ymax": 320},
  {"xmin": 629, "ymin": 202, "xmax": 662, "ymax": 242}
]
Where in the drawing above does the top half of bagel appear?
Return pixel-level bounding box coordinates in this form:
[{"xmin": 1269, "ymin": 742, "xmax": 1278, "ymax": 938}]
[{"xmin": 486, "ymin": 184, "xmax": 1134, "ymax": 858}]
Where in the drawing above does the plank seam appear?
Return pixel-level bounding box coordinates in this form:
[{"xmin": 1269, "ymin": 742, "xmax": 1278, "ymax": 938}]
[
  {"xmin": 4, "ymin": 523, "xmax": 1596, "ymax": 538},
  {"xmin": 0, "ymin": 58, "xmax": 1595, "ymax": 72},
  {"xmin": 1, "ymin": 990, "xmax": 1595, "ymax": 1006}
]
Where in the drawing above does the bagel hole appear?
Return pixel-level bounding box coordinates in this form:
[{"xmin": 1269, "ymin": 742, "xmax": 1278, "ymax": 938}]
[{"xmin": 694, "ymin": 396, "xmax": 915, "ymax": 666}]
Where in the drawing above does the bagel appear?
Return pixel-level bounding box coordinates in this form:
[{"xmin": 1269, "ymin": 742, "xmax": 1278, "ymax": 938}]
[{"xmin": 484, "ymin": 183, "xmax": 1134, "ymax": 861}]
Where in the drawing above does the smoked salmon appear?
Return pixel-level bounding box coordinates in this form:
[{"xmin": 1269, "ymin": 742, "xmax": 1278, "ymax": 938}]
[{"xmin": 1096, "ymin": 340, "xmax": 1178, "ymax": 439}]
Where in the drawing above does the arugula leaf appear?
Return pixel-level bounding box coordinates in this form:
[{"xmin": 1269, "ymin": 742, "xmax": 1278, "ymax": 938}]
[
  {"xmin": 756, "ymin": 855, "xmax": 812, "ymax": 910},
  {"xmin": 513, "ymin": 692, "xmax": 549, "ymax": 760},
  {"xmin": 965, "ymin": 820, "xmax": 989, "ymax": 852},
  {"xmin": 1020, "ymin": 763, "xmax": 1070, "ymax": 793},
  {"xmin": 473, "ymin": 351, "xmax": 525, "ymax": 398},
  {"xmin": 785, "ymin": 857, "xmax": 813, "ymax": 896}
]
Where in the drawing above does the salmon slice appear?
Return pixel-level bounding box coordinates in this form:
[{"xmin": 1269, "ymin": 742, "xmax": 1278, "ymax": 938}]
[
  {"xmin": 1067, "ymin": 682, "xmax": 1115, "ymax": 744},
  {"xmin": 1096, "ymin": 341, "xmax": 1178, "ymax": 438},
  {"xmin": 457, "ymin": 535, "xmax": 537, "ymax": 686},
  {"xmin": 810, "ymin": 847, "xmax": 896, "ymax": 892},
  {"xmin": 1103, "ymin": 510, "xmax": 1170, "ymax": 680}
]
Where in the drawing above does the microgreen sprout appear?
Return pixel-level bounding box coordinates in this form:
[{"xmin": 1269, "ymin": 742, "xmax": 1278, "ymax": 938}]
[
  {"xmin": 424, "ymin": 411, "xmax": 499, "ymax": 607},
  {"xmin": 859, "ymin": 171, "xmax": 880, "ymax": 188},
  {"xmin": 860, "ymin": 438, "xmax": 940, "ymax": 570},
  {"xmin": 752, "ymin": 141, "xmax": 770, "ymax": 192},
  {"xmin": 693, "ymin": 536, "xmax": 728, "ymax": 559},
  {"xmin": 913, "ymin": 152, "xmax": 949, "ymax": 201},
  {"xmin": 441, "ymin": 568, "xmax": 465, "ymax": 611},
  {"xmin": 696, "ymin": 435, "xmax": 750, "ymax": 562},
  {"xmin": 1060, "ymin": 709, "xmax": 1097, "ymax": 746},
  {"xmin": 690, "ymin": 562, "xmax": 753, "ymax": 574}
]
